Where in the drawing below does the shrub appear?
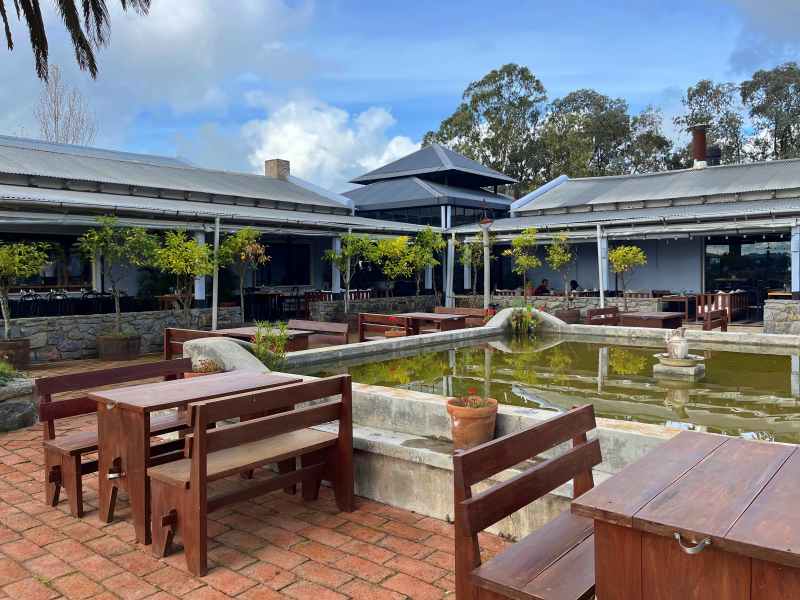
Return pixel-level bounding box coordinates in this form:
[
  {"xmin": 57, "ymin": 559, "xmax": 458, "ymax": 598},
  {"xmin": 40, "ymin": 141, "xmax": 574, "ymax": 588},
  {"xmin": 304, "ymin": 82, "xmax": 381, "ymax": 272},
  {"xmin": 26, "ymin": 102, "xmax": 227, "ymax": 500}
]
[
  {"xmin": 0, "ymin": 360, "xmax": 19, "ymax": 385},
  {"xmin": 194, "ymin": 359, "xmax": 223, "ymax": 374},
  {"xmin": 251, "ymin": 321, "xmax": 289, "ymax": 370}
]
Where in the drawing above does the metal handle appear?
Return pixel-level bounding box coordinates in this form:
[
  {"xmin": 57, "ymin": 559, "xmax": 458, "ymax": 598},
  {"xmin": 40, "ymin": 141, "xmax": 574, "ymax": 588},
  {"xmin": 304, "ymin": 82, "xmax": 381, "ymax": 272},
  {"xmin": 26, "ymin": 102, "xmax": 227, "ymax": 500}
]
[
  {"xmin": 673, "ymin": 532, "xmax": 711, "ymax": 555},
  {"xmin": 107, "ymin": 471, "xmax": 125, "ymax": 480}
]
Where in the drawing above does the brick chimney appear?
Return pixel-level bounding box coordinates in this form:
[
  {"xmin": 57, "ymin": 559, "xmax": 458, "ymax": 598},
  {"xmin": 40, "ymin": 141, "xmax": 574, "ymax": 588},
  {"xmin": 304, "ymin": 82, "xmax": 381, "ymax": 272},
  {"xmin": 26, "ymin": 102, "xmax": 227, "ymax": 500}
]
[
  {"xmin": 265, "ymin": 159, "xmax": 290, "ymax": 180},
  {"xmin": 690, "ymin": 124, "xmax": 708, "ymax": 169}
]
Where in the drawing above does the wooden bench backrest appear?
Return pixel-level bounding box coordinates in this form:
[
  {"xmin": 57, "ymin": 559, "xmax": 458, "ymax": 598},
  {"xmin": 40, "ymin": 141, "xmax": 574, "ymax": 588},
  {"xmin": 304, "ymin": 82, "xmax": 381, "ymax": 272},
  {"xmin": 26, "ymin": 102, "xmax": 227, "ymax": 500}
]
[
  {"xmin": 452, "ymin": 405, "xmax": 600, "ymax": 589},
  {"xmin": 36, "ymin": 357, "xmax": 192, "ymax": 439},
  {"xmin": 164, "ymin": 328, "xmax": 243, "ymax": 360},
  {"xmin": 358, "ymin": 314, "xmax": 412, "ymax": 341},
  {"xmin": 187, "ymin": 375, "xmax": 352, "ymax": 505},
  {"xmin": 287, "ymin": 319, "xmax": 348, "ymax": 335},
  {"xmin": 703, "ymin": 309, "xmax": 728, "ymax": 331},
  {"xmin": 434, "ymin": 307, "xmax": 486, "ymax": 318},
  {"xmin": 584, "ymin": 306, "xmax": 620, "ymax": 326}
]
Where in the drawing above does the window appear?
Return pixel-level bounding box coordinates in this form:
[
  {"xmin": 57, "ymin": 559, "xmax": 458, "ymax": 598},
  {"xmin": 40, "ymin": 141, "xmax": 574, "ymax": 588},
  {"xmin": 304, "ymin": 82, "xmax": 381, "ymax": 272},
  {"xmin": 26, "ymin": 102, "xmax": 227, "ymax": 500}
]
[{"xmin": 254, "ymin": 243, "xmax": 311, "ymax": 286}]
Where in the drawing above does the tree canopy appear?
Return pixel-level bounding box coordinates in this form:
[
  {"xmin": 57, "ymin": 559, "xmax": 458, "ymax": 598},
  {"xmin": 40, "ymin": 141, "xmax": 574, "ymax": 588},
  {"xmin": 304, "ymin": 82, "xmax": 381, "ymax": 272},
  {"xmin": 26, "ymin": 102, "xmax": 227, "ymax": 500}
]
[{"xmin": 1, "ymin": 0, "xmax": 151, "ymax": 79}]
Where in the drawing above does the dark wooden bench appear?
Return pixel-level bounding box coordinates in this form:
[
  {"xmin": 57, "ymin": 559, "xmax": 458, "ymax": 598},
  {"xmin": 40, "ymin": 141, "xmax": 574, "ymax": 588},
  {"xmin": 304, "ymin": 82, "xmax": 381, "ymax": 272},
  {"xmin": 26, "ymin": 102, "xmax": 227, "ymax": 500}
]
[
  {"xmin": 37, "ymin": 358, "xmax": 192, "ymax": 517},
  {"xmin": 148, "ymin": 375, "xmax": 355, "ymax": 576},
  {"xmin": 703, "ymin": 308, "xmax": 728, "ymax": 331},
  {"xmin": 434, "ymin": 306, "xmax": 489, "ymax": 327},
  {"xmin": 287, "ymin": 319, "xmax": 349, "ymax": 346},
  {"xmin": 358, "ymin": 313, "xmax": 413, "ymax": 342},
  {"xmin": 584, "ymin": 306, "xmax": 619, "ymax": 326},
  {"xmin": 164, "ymin": 326, "xmax": 311, "ymax": 359},
  {"xmin": 453, "ymin": 405, "xmax": 601, "ymax": 600}
]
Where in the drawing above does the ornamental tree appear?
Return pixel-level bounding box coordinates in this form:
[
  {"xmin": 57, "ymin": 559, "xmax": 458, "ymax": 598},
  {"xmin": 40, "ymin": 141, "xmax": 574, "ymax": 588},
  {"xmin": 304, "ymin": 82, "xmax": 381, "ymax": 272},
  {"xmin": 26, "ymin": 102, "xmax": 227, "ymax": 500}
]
[
  {"xmin": 502, "ymin": 227, "xmax": 541, "ymax": 301},
  {"xmin": 219, "ymin": 228, "xmax": 270, "ymax": 324},
  {"xmin": 608, "ymin": 245, "xmax": 647, "ymax": 310},
  {"xmin": 408, "ymin": 227, "xmax": 445, "ymax": 297},
  {"xmin": 0, "ymin": 242, "xmax": 50, "ymax": 340},
  {"xmin": 152, "ymin": 230, "xmax": 214, "ymax": 326},
  {"xmin": 371, "ymin": 237, "xmax": 414, "ymax": 297},
  {"xmin": 545, "ymin": 232, "xmax": 574, "ymax": 301},
  {"xmin": 459, "ymin": 233, "xmax": 496, "ymax": 296},
  {"xmin": 323, "ymin": 233, "xmax": 375, "ymax": 313},
  {"xmin": 78, "ymin": 216, "xmax": 157, "ymax": 335}
]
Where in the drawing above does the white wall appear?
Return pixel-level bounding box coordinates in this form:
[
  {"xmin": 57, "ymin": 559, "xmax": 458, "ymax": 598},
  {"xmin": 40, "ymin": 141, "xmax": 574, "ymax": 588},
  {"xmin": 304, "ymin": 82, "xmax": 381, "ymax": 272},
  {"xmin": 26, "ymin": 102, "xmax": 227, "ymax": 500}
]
[{"xmin": 524, "ymin": 237, "xmax": 703, "ymax": 294}]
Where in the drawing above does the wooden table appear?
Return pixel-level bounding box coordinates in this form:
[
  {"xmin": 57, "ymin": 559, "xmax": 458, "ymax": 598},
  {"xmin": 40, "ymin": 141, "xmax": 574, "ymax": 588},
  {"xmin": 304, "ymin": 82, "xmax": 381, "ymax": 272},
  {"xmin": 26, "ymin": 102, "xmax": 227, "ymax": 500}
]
[
  {"xmin": 767, "ymin": 290, "xmax": 793, "ymax": 299},
  {"xmin": 89, "ymin": 371, "xmax": 301, "ymax": 544},
  {"xmin": 620, "ymin": 311, "xmax": 684, "ymax": 329},
  {"xmin": 573, "ymin": 431, "xmax": 800, "ymax": 599},
  {"xmin": 215, "ymin": 326, "xmax": 312, "ymax": 351},
  {"xmin": 395, "ymin": 312, "xmax": 466, "ymax": 335},
  {"xmin": 658, "ymin": 295, "xmax": 697, "ymax": 320}
]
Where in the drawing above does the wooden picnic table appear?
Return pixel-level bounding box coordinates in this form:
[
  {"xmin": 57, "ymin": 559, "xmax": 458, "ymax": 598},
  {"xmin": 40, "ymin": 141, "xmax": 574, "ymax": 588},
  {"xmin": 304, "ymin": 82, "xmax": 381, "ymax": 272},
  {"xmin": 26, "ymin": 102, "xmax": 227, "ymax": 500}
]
[
  {"xmin": 658, "ymin": 294, "xmax": 697, "ymax": 321},
  {"xmin": 214, "ymin": 326, "xmax": 312, "ymax": 351},
  {"xmin": 394, "ymin": 312, "xmax": 467, "ymax": 335},
  {"xmin": 573, "ymin": 431, "xmax": 800, "ymax": 599},
  {"xmin": 619, "ymin": 311, "xmax": 684, "ymax": 329},
  {"xmin": 89, "ymin": 371, "xmax": 301, "ymax": 545}
]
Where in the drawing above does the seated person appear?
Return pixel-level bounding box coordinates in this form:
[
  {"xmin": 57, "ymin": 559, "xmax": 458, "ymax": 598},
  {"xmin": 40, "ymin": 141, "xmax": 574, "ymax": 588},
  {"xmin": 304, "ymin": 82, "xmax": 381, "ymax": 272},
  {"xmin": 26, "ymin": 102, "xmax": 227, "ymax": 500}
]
[
  {"xmin": 570, "ymin": 279, "xmax": 580, "ymax": 292},
  {"xmin": 533, "ymin": 278, "xmax": 551, "ymax": 296}
]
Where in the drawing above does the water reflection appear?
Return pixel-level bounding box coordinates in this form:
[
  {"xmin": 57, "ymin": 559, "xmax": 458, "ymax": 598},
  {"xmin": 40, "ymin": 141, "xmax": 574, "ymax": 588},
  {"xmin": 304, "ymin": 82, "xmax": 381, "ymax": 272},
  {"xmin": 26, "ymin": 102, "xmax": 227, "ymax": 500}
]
[{"xmin": 313, "ymin": 336, "xmax": 800, "ymax": 444}]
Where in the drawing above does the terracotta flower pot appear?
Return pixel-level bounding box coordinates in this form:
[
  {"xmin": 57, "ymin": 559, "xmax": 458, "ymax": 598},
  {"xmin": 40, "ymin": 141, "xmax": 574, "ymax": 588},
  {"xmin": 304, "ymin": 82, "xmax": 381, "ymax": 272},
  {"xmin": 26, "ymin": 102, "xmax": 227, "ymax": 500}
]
[
  {"xmin": 384, "ymin": 329, "xmax": 407, "ymax": 338},
  {"xmin": 446, "ymin": 397, "xmax": 498, "ymax": 450},
  {"xmin": 183, "ymin": 370, "xmax": 223, "ymax": 379}
]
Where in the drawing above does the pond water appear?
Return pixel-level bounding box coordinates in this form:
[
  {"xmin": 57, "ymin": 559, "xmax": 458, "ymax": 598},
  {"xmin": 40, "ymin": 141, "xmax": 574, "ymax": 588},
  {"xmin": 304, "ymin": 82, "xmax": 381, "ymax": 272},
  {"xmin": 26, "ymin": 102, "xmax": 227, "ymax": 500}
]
[{"xmin": 310, "ymin": 335, "xmax": 800, "ymax": 444}]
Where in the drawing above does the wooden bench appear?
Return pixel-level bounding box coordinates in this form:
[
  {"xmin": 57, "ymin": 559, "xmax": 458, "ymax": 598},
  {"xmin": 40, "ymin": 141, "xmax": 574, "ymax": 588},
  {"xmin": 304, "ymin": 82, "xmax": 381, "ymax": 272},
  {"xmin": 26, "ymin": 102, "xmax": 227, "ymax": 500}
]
[
  {"xmin": 453, "ymin": 405, "xmax": 601, "ymax": 600},
  {"xmin": 358, "ymin": 313, "xmax": 413, "ymax": 342},
  {"xmin": 287, "ymin": 319, "xmax": 349, "ymax": 346},
  {"xmin": 37, "ymin": 358, "xmax": 192, "ymax": 517},
  {"xmin": 584, "ymin": 307, "xmax": 619, "ymax": 326},
  {"xmin": 148, "ymin": 375, "xmax": 355, "ymax": 576},
  {"xmin": 434, "ymin": 306, "xmax": 489, "ymax": 327},
  {"xmin": 164, "ymin": 327, "xmax": 310, "ymax": 359},
  {"xmin": 703, "ymin": 308, "xmax": 728, "ymax": 331}
]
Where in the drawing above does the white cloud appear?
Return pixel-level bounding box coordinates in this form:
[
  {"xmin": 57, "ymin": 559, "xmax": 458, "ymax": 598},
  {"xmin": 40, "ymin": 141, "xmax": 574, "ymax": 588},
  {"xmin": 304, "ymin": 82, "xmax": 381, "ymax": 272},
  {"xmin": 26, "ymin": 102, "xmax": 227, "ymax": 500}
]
[
  {"xmin": 243, "ymin": 98, "xmax": 419, "ymax": 191},
  {"xmin": 726, "ymin": 0, "xmax": 800, "ymax": 72}
]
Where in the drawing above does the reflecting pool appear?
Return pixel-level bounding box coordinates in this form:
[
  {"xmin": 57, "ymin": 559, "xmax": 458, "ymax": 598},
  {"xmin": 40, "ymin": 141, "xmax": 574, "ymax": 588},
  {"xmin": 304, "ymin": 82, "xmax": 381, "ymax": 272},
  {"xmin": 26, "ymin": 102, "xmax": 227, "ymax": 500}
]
[{"xmin": 311, "ymin": 335, "xmax": 800, "ymax": 443}]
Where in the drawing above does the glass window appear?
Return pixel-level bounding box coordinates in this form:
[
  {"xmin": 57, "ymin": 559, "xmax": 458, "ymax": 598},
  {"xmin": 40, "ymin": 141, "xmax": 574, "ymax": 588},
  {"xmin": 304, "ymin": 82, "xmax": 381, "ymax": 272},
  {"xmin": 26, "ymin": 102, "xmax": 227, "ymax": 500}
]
[
  {"xmin": 704, "ymin": 234, "xmax": 790, "ymax": 297},
  {"xmin": 255, "ymin": 243, "xmax": 311, "ymax": 286}
]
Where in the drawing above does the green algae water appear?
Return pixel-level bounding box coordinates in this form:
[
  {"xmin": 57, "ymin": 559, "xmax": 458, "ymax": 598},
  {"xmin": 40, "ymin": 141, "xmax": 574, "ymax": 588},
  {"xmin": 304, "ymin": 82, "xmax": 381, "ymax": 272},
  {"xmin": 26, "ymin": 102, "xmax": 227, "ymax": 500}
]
[{"xmin": 311, "ymin": 335, "xmax": 800, "ymax": 444}]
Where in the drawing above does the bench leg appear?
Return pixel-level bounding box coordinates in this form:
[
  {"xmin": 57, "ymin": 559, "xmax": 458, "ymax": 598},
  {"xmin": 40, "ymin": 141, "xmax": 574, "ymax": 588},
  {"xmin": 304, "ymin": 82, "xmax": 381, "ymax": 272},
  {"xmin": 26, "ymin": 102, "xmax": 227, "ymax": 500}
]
[
  {"xmin": 300, "ymin": 452, "xmax": 325, "ymax": 501},
  {"xmin": 278, "ymin": 458, "xmax": 297, "ymax": 495},
  {"xmin": 151, "ymin": 481, "xmax": 178, "ymax": 559},
  {"xmin": 61, "ymin": 455, "xmax": 84, "ymax": 518},
  {"xmin": 180, "ymin": 488, "xmax": 207, "ymax": 576},
  {"xmin": 44, "ymin": 450, "xmax": 61, "ymax": 508},
  {"xmin": 330, "ymin": 444, "xmax": 354, "ymax": 513}
]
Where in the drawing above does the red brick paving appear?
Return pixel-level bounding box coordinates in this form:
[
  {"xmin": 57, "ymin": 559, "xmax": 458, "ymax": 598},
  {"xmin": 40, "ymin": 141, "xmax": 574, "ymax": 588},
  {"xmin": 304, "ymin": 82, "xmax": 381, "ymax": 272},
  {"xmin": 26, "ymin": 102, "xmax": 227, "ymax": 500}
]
[{"xmin": 0, "ymin": 408, "xmax": 510, "ymax": 598}]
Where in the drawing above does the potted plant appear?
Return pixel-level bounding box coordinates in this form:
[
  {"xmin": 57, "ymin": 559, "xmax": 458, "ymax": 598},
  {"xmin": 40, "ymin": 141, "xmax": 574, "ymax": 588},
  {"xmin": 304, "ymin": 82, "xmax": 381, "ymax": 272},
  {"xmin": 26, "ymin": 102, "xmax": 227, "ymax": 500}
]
[
  {"xmin": 0, "ymin": 241, "xmax": 50, "ymax": 369},
  {"xmin": 546, "ymin": 233, "xmax": 580, "ymax": 323},
  {"xmin": 218, "ymin": 227, "xmax": 270, "ymax": 324},
  {"xmin": 251, "ymin": 321, "xmax": 290, "ymax": 370},
  {"xmin": 503, "ymin": 227, "xmax": 540, "ymax": 304},
  {"xmin": 446, "ymin": 387, "xmax": 498, "ymax": 450},
  {"xmin": 370, "ymin": 236, "xmax": 414, "ymax": 297},
  {"xmin": 78, "ymin": 216, "xmax": 158, "ymax": 360},
  {"xmin": 608, "ymin": 245, "xmax": 648, "ymax": 311},
  {"xmin": 184, "ymin": 358, "xmax": 224, "ymax": 379},
  {"xmin": 408, "ymin": 227, "xmax": 445, "ymax": 296},
  {"xmin": 152, "ymin": 230, "xmax": 214, "ymax": 327},
  {"xmin": 323, "ymin": 233, "xmax": 375, "ymax": 314}
]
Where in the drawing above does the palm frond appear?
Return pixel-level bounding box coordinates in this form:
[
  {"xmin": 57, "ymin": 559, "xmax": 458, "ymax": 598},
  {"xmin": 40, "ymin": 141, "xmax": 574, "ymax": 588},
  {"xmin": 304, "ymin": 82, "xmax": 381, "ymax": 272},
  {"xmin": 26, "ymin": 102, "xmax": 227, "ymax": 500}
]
[{"xmin": 56, "ymin": 0, "xmax": 97, "ymax": 77}]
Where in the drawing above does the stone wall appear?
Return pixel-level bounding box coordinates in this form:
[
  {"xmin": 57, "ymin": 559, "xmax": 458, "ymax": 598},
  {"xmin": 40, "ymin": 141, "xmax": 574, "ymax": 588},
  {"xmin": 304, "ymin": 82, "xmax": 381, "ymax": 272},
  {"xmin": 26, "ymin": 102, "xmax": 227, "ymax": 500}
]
[
  {"xmin": 309, "ymin": 295, "xmax": 438, "ymax": 326},
  {"xmin": 764, "ymin": 300, "xmax": 800, "ymax": 335},
  {"xmin": 455, "ymin": 294, "xmax": 659, "ymax": 313},
  {"xmin": 5, "ymin": 307, "xmax": 242, "ymax": 363},
  {"xmin": 0, "ymin": 379, "xmax": 35, "ymax": 431}
]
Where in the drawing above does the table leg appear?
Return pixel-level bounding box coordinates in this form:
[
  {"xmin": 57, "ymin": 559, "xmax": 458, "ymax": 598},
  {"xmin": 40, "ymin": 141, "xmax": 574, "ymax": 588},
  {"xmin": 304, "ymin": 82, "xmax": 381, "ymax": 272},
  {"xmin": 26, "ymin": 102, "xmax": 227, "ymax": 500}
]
[
  {"xmin": 96, "ymin": 404, "xmax": 121, "ymax": 523},
  {"xmin": 595, "ymin": 521, "xmax": 642, "ymax": 600},
  {"xmin": 122, "ymin": 410, "xmax": 152, "ymax": 545}
]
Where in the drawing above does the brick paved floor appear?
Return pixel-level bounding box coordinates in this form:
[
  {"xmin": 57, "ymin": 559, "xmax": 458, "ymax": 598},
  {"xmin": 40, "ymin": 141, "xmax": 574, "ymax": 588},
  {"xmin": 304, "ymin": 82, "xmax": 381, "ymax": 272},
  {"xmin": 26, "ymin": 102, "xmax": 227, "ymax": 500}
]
[{"xmin": 0, "ymin": 401, "xmax": 509, "ymax": 599}]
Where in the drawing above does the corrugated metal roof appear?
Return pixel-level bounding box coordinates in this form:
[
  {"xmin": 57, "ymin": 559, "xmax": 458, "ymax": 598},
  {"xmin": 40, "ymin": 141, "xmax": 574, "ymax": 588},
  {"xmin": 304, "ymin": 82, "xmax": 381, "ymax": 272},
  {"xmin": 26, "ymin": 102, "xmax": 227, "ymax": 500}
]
[
  {"xmin": 513, "ymin": 159, "xmax": 800, "ymax": 213},
  {"xmin": 452, "ymin": 196, "xmax": 800, "ymax": 234},
  {"xmin": 0, "ymin": 135, "xmax": 352, "ymax": 212},
  {"xmin": 0, "ymin": 184, "xmax": 427, "ymax": 234},
  {"xmin": 349, "ymin": 143, "xmax": 516, "ymax": 186},
  {"xmin": 344, "ymin": 176, "xmax": 512, "ymax": 210}
]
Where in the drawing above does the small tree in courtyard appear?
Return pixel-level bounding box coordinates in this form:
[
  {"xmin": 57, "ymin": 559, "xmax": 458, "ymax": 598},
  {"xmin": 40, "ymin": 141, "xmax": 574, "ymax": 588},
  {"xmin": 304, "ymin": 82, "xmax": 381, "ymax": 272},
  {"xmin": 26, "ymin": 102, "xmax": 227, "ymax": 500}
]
[
  {"xmin": 409, "ymin": 227, "xmax": 445, "ymax": 297},
  {"xmin": 460, "ymin": 233, "xmax": 496, "ymax": 296},
  {"xmin": 0, "ymin": 242, "xmax": 50, "ymax": 340},
  {"xmin": 371, "ymin": 236, "xmax": 414, "ymax": 297},
  {"xmin": 219, "ymin": 228, "xmax": 270, "ymax": 324},
  {"xmin": 78, "ymin": 216, "xmax": 157, "ymax": 336},
  {"xmin": 608, "ymin": 245, "xmax": 647, "ymax": 311},
  {"xmin": 503, "ymin": 227, "xmax": 541, "ymax": 301},
  {"xmin": 323, "ymin": 233, "xmax": 375, "ymax": 313},
  {"xmin": 545, "ymin": 233, "xmax": 575, "ymax": 302},
  {"xmin": 153, "ymin": 230, "xmax": 214, "ymax": 327}
]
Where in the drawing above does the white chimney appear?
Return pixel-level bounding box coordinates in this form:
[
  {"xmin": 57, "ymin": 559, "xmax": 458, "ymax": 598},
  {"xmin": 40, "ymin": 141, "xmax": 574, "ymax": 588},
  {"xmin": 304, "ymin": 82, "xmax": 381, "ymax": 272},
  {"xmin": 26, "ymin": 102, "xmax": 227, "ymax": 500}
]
[{"xmin": 265, "ymin": 159, "xmax": 290, "ymax": 180}]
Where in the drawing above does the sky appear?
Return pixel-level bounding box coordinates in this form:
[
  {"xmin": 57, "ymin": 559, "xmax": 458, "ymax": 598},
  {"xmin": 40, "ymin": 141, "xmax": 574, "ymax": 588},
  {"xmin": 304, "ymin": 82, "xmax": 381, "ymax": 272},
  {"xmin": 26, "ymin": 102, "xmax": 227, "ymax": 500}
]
[{"xmin": 1, "ymin": 0, "xmax": 799, "ymax": 192}]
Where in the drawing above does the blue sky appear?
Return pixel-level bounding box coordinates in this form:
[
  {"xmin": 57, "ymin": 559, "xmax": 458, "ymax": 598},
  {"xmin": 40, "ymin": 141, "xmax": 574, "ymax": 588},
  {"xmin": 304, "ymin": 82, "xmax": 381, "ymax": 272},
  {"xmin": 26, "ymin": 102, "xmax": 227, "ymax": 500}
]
[{"xmin": 1, "ymin": 0, "xmax": 799, "ymax": 191}]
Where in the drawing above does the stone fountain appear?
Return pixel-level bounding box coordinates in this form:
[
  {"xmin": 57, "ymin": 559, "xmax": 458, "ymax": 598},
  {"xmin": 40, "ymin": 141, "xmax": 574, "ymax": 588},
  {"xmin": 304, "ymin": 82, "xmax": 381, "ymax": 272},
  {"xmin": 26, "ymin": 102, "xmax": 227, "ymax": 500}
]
[{"xmin": 653, "ymin": 328, "xmax": 705, "ymax": 381}]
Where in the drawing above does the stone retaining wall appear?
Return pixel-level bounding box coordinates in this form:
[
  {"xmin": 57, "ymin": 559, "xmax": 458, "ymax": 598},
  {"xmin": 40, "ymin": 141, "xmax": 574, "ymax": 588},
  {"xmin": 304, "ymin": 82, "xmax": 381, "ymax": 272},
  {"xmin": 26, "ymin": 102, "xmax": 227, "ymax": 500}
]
[
  {"xmin": 455, "ymin": 294, "xmax": 659, "ymax": 313},
  {"xmin": 764, "ymin": 299, "xmax": 800, "ymax": 335},
  {"xmin": 0, "ymin": 379, "xmax": 35, "ymax": 431},
  {"xmin": 5, "ymin": 307, "xmax": 242, "ymax": 363},
  {"xmin": 309, "ymin": 295, "xmax": 438, "ymax": 326}
]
